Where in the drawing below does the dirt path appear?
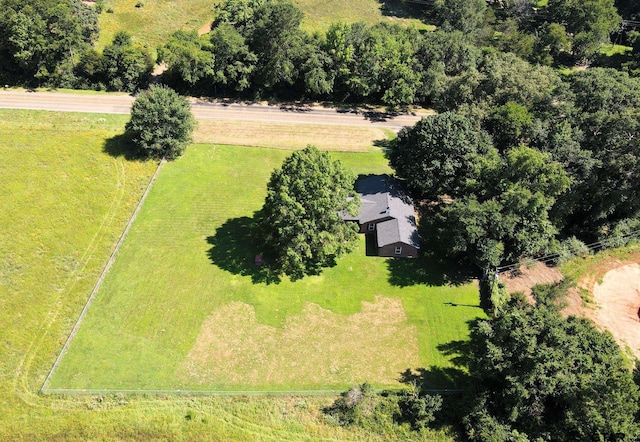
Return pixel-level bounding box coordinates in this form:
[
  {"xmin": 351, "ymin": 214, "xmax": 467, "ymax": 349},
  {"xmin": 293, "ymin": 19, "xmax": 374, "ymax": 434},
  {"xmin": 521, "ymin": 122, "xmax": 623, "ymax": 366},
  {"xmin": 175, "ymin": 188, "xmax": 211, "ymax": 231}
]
[{"xmin": 499, "ymin": 262, "xmax": 564, "ymax": 298}]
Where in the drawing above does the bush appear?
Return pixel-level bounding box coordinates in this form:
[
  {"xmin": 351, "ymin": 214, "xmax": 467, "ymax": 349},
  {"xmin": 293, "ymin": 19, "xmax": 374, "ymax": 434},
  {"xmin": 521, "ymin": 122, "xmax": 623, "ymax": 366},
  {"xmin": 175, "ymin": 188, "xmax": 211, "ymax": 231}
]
[
  {"xmin": 552, "ymin": 236, "xmax": 591, "ymax": 265},
  {"xmin": 397, "ymin": 386, "xmax": 442, "ymax": 430},
  {"xmin": 605, "ymin": 217, "xmax": 640, "ymax": 248},
  {"xmin": 324, "ymin": 383, "xmax": 379, "ymax": 426}
]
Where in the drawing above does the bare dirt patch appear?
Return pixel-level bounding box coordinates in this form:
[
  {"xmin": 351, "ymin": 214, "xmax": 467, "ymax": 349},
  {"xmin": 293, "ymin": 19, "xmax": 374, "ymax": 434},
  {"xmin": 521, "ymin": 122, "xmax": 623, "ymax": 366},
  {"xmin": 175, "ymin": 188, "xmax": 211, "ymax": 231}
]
[
  {"xmin": 590, "ymin": 264, "xmax": 640, "ymax": 357},
  {"xmin": 500, "ymin": 261, "xmax": 564, "ymax": 298},
  {"xmin": 500, "ymin": 257, "xmax": 640, "ymax": 356},
  {"xmin": 179, "ymin": 296, "xmax": 420, "ymax": 389},
  {"xmin": 198, "ymin": 20, "xmax": 213, "ymax": 36}
]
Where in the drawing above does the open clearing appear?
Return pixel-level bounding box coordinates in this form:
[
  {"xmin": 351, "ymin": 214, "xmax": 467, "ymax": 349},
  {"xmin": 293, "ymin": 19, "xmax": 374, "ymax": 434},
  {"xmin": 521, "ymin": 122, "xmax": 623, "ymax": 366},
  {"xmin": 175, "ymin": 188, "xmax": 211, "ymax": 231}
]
[
  {"xmin": 499, "ymin": 244, "xmax": 640, "ymax": 359},
  {"xmin": 49, "ymin": 143, "xmax": 482, "ymax": 391},
  {"xmin": 560, "ymin": 246, "xmax": 640, "ymax": 358},
  {"xmin": 591, "ymin": 264, "xmax": 640, "ymax": 357},
  {"xmin": 0, "ymin": 108, "xmax": 454, "ymax": 440}
]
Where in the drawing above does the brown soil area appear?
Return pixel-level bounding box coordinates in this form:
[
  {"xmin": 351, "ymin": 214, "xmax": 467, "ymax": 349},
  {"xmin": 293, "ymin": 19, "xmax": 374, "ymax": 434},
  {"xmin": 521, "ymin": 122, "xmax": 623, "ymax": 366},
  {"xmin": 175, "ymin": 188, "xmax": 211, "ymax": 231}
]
[
  {"xmin": 198, "ymin": 21, "xmax": 213, "ymax": 36},
  {"xmin": 501, "ymin": 256, "xmax": 640, "ymax": 358},
  {"xmin": 179, "ymin": 296, "xmax": 420, "ymax": 388},
  {"xmin": 589, "ymin": 264, "xmax": 640, "ymax": 357},
  {"xmin": 500, "ymin": 261, "xmax": 564, "ymax": 298}
]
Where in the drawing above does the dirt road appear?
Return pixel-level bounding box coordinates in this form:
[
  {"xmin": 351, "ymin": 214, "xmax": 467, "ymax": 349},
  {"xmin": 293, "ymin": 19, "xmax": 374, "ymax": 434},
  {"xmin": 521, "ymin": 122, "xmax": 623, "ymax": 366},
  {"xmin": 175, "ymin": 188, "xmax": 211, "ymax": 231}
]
[{"xmin": 0, "ymin": 90, "xmax": 424, "ymax": 131}]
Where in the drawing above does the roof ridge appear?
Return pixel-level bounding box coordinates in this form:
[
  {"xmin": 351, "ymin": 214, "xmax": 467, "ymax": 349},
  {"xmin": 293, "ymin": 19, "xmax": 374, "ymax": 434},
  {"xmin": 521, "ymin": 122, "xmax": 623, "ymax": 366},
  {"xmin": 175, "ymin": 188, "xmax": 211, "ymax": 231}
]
[{"xmin": 384, "ymin": 177, "xmax": 391, "ymax": 216}]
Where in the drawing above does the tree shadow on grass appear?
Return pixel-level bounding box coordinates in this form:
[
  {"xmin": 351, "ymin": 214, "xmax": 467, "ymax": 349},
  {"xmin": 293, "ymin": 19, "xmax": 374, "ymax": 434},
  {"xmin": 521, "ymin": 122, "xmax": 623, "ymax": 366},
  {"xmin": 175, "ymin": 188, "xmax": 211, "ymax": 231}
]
[
  {"xmin": 379, "ymin": 0, "xmax": 428, "ymax": 20},
  {"xmin": 397, "ymin": 332, "xmax": 479, "ymax": 433},
  {"xmin": 103, "ymin": 132, "xmax": 146, "ymax": 161},
  {"xmin": 387, "ymin": 254, "xmax": 475, "ymax": 287},
  {"xmin": 206, "ymin": 215, "xmax": 281, "ymax": 284},
  {"xmin": 387, "ymin": 201, "xmax": 479, "ymax": 287},
  {"xmin": 373, "ymin": 138, "xmax": 393, "ymax": 154},
  {"xmin": 398, "ymin": 366, "xmax": 469, "ymax": 392}
]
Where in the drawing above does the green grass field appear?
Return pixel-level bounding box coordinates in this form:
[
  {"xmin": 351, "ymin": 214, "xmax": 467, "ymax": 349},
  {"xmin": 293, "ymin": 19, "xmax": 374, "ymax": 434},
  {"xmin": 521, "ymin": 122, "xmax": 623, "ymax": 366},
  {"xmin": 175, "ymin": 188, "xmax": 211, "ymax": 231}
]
[
  {"xmin": 97, "ymin": 0, "xmax": 433, "ymax": 50},
  {"xmin": 0, "ymin": 108, "xmax": 458, "ymax": 440},
  {"xmin": 49, "ymin": 143, "xmax": 482, "ymax": 392}
]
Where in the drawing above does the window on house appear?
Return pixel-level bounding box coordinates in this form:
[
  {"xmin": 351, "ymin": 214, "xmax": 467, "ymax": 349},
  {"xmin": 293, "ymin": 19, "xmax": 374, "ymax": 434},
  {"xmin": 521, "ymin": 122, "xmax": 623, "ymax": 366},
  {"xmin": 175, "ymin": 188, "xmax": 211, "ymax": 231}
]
[
  {"xmin": 395, "ymin": 246, "xmax": 402, "ymax": 255},
  {"xmin": 368, "ymin": 223, "xmax": 375, "ymax": 231}
]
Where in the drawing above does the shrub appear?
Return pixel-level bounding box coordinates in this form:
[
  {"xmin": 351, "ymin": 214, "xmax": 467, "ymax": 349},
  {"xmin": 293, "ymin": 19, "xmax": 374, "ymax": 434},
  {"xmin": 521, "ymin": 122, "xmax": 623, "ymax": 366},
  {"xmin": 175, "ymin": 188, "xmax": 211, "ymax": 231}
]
[
  {"xmin": 552, "ymin": 236, "xmax": 591, "ymax": 265},
  {"xmin": 605, "ymin": 217, "xmax": 640, "ymax": 248}
]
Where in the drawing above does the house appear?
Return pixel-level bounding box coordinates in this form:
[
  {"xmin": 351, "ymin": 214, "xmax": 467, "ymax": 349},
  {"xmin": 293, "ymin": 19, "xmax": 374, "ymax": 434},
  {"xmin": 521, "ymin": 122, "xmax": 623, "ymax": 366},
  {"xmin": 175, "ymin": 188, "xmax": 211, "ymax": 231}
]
[{"xmin": 342, "ymin": 174, "xmax": 420, "ymax": 258}]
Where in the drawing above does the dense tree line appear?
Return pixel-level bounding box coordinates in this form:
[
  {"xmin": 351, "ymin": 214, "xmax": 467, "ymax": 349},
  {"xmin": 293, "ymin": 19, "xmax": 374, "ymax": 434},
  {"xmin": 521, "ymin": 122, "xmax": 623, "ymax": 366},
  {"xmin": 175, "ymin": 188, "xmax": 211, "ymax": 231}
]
[
  {"xmin": 463, "ymin": 284, "xmax": 640, "ymax": 441},
  {"xmin": 0, "ymin": 0, "xmax": 151, "ymax": 91},
  {"xmin": 0, "ymin": 0, "xmax": 631, "ymax": 99},
  {"xmin": 390, "ymin": 61, "xmax": 640, "ymax": 270},
  {"xmin": 76, "ymin": 31, "xmax": 153, "ymax": 92},
  {"xmin": 159, "ymin": 2, "xmax": 428, "ymax": 106},
  {"xmin": 0, "ymin": 0, "xmax": 99, "ymax": 86},
  {"xmin": 155, "ymin": 0, "xmax": 627, "ymax": 104}
]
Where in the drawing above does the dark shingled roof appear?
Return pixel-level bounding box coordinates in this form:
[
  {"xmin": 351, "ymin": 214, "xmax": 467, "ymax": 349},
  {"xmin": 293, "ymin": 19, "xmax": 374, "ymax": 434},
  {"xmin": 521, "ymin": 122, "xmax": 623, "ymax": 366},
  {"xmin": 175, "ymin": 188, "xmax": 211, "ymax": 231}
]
[{"xmin": 343, "ymin": 175, "xmax": 420, "ymax": 249}]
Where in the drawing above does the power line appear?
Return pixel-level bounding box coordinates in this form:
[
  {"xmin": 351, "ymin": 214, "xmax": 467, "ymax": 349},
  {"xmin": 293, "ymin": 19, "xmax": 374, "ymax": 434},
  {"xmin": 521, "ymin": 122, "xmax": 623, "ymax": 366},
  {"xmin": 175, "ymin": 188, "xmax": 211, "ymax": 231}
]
[{"xmin": 495, "ymin": 228, "xmax": 640, "ymax": 274}]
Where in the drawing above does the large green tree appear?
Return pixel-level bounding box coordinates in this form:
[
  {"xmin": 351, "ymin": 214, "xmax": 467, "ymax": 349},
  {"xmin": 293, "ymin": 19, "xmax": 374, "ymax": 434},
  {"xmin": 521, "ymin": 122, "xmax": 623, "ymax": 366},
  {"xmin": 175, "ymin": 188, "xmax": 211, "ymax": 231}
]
[
  {"xmin": 433, "ymin": 0, "xmax": 487, "ymax": 38},
  {"xmin": 125, "ymin": 85, "xmax": 196, "ymax": 160},
  {"xmin": 547, "ymin": 0, "xmax": 621, "ymax": 59},
  {"xmin": 209, "ymin": 23, "xmax": 257, "ymax": 93},
  {"xmin": 564, "ymin": 68, "xmax": 640, "ymax": 229},
  {"xmin": 100, "ymin": 32, "xmax": 153, "ymax": 92},
  {"xmin": 389, "ymin": 112, "xmax": 493, "ymax": 200},
  {"xmin": 258, "ymin": 146, "xmax": 359, "ymax": 280},
  {"xmin": 436, "ymin": 146, "xmax": 569, "ymax": 269},
  {"xmin": 158, "ymin": 31, "xmax": 216, "ymax": 91},
  {"xmin": 463, "ymin": 284, "xmax": 640, "ymax": 441},
  {"xmin": 0, "ymin": 0, "xmax": 98, "ymax": 85}
]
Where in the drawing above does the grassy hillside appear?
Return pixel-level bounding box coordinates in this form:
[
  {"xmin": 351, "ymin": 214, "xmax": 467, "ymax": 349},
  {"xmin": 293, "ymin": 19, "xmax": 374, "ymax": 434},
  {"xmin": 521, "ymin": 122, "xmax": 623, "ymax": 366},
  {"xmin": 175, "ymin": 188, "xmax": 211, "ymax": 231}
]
[
  {"xmin": 97, "ymin": 0, "xmax": 433, "ymax": 50},
  {"xmin": 0, "ymin": 108, "xmax": 453, "ymax": 440}
]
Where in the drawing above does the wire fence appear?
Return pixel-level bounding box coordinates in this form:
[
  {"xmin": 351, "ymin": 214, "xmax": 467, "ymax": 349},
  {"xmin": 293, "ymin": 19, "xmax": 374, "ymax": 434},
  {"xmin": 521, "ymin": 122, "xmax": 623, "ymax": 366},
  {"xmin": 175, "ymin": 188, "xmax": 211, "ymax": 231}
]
[
  {"xmin": 43, "ymin": 387, "xmax": 466, "ymax": 396},
  {"xmin": 40, "ymin": 159, "xmax": 166, "ymax": 394}
]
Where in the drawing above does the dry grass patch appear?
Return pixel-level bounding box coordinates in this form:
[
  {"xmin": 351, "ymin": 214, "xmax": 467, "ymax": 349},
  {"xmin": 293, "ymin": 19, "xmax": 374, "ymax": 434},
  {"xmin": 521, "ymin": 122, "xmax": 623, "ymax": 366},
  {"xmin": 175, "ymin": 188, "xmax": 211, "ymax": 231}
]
[
  {"xmin": 180, "ymin": 296, "xmax": 420, "ymax": 390},
  {"xmin": 193, "ymin": 120, "xmax": 388, "ymax": 151}
]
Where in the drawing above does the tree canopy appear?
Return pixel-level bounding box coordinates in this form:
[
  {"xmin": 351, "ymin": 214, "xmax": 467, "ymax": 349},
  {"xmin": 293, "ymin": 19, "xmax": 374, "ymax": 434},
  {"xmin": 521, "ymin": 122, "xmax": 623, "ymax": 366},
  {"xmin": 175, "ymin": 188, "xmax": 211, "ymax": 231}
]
[
  {"xmin": 0, "ymin": 0, "xmax": 98, "ymax": 86},
  {"xmin": 125, "ymin": 85, "xmax": 196, "ymax": 160},
  {"xmin": 258, "ymin": 146, "xmax": 359, "ymax": 280},
  {"xmin": 389, "ymin": 112, "xmax": 493, "ymax": 199},
  {"xmin": 463, "ymin": 284, "xmax": 640, "ymax": 441}
]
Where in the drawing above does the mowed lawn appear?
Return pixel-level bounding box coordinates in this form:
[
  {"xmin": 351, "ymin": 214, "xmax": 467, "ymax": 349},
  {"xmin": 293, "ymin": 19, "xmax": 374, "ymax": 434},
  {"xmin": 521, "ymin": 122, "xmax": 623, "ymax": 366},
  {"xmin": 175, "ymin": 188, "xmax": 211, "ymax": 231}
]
[
  {"xmin": 51, "ymin": 144, "xmax": 482, "ymax": 392},
  {"xmin": 0, "ymin": 108, "xmax": 454, "ymax": 440}
]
